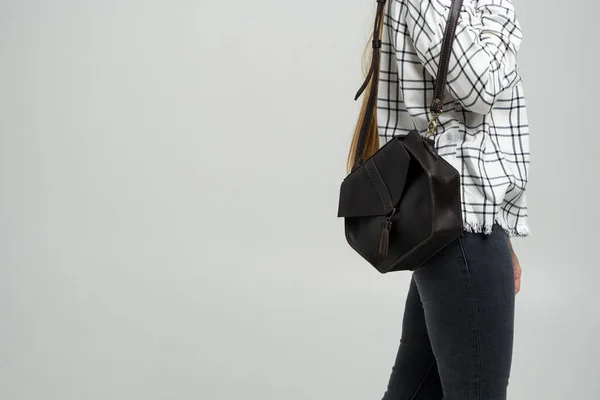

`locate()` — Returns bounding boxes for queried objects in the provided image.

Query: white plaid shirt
[377,0,530,236]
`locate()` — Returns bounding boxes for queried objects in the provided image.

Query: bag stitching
[370,159,394,211]
[437,3,454,99]
[365,159,390,214]
[434,0,463,109]
[442,2,461,91]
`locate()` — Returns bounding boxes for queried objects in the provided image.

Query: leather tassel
[378,219,392,256]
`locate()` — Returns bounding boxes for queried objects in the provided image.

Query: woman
[347,0,529,398]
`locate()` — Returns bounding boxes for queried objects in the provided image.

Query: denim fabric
[382,225,515,400]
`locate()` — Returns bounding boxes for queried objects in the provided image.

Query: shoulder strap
[353,0,464,169]
[430,0,464,114]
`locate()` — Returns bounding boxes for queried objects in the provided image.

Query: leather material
[339,131,462,273]
[431,0,464,114]
[338,138,409,218]
[337,0,464,273]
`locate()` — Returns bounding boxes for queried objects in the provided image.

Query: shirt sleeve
[404,0,523,114]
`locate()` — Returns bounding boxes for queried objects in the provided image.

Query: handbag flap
[337,137,411,218]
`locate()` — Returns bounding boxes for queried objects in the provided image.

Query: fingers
[511,250,522,295]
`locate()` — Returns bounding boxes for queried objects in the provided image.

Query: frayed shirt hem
[463,218,531,238]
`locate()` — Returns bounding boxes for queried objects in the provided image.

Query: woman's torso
[377,0,530,237]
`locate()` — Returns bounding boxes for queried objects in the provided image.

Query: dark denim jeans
[382,225,515,400]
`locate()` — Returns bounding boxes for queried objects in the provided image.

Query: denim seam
[458,237,482,400]
[409,358,436,400]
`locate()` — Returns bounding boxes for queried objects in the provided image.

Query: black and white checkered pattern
[377,0,530,236]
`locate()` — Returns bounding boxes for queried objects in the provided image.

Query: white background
[1,0,598,399]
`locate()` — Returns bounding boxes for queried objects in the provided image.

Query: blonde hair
[346,18,385,174]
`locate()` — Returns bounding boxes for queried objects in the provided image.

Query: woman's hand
[509,240,522,294]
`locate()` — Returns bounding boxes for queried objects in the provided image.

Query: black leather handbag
[337,0,464,273]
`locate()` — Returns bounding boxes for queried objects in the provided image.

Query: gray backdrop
[1,0,597,399]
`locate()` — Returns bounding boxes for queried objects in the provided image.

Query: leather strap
[353,0,464,169]
[430,0,464,114]
[353,0,387,169]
